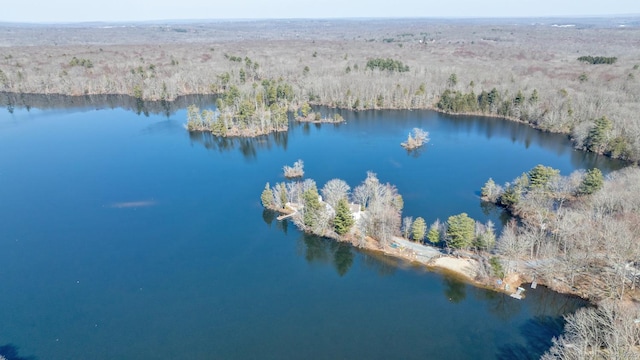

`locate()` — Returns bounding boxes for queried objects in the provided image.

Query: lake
[0,95,624,359]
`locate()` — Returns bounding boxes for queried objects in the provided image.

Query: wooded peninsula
[2,18,639,358]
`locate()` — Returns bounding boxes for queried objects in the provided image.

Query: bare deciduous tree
[401,128,429,150]
[321,179,350,209]
[283,159,304,178]
[401,216,413,239]
[543,300,640,360]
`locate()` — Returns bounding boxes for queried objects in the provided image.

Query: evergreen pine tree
[261,183,274,208]
[481,178,500,202]
[411,217,427,243]
[577,168,604,195]
[427,221,441,244]
[300,102,312,117]
[528,164,560,190]
[333,198,355,235]
[529,89,539,104]
[474,221,496,251]
[514,90,524,105]
[446,213,475,249]
[279,185,288,209]
[303,185,321,229]
[587,116,612,153]
[499,173,529,208]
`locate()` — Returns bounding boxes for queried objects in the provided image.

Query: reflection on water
[262,209,277,226]
[8,92,625,172]
[0,94,612,360]
[444,276,467,303]
[303,107,628,173]
[296,234,355,277]
[440,113,629,172]
[267,209,397,278]
[0,343,35,360]
[188,130,288,159]
[513,286,587,358]
[360,251,399,277]
[263,209,290,234]
[0,92,216,117]
[494,287,588,360]
[497,315,566,360]
[479,201,513,227]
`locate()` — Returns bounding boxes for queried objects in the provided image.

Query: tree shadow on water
[262,208,277,227]
[496,315,565,360]
[333,243,355,277]
[188,131,288,160]
[404,146,426,158]
[296,234,355,277]
[360,252,399,277]
[443,276,467,303]
[0,344,37,360]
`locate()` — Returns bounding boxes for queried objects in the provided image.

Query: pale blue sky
[3,0,640,23]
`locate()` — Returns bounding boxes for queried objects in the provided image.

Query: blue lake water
[0,95,623,359]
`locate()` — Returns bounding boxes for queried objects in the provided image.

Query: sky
[2,0,640,23]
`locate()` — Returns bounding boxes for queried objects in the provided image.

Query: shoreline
[263,204,609,303]
[2,90,632,164]
[351,233,591,301]
[371,238,528,298]
[265,204,536,300]
[4,90,634,302]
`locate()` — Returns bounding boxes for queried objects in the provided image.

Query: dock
[276,212,296,221]
[276,203,300,221]
[510,287,525,300]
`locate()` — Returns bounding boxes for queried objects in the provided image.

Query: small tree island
[185,78,294,137]
[401,128,429,150]
[283,159,305,179]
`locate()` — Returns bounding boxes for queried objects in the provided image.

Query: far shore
[3,90,632,165]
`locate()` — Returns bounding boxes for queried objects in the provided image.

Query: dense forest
[1,20,639,161]
[483,165,640,358]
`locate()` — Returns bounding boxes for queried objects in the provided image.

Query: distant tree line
[436,86,635,161]
[436,87,535,117]
[1,24,638,163]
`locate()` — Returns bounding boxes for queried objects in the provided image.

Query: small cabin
[349,203,362,220]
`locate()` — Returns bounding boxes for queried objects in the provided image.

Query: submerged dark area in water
[0,95,622,359]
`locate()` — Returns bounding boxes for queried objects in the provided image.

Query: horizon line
[1,14,640,26]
